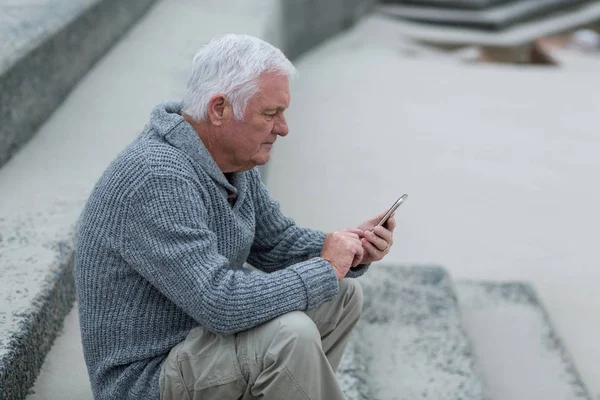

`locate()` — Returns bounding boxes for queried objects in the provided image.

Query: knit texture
[74,102,368,399]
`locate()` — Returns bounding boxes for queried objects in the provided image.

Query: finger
[364,230,390,252]
[375,209,389,220]
[351,244,365,268]
[338,232,364,249]
[338,231,361,240]
[385,214,397,231]
[340,228,365,238]
[351,235,365,248]
[361,238,384,261]
[366,210,388,228]
[372,225,393,243]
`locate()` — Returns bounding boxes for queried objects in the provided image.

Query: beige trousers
[159,278,363,400]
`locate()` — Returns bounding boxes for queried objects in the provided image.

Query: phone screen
[376,194,408,227]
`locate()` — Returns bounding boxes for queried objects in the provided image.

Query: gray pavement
[26,304,91,400]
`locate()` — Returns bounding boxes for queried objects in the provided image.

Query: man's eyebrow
[263,106,287,112]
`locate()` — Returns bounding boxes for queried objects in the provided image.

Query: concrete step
[346,265,490,400]
[455,281,593,400]
[0,0,157,169]
[342,270,594,400]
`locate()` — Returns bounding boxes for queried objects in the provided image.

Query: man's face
[223,72,290,171]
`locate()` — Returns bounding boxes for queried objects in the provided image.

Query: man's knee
[276,311,321,346]
[339,278,363,312]
[248,311,321,366]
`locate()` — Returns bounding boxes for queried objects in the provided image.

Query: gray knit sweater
[74,102,368,399]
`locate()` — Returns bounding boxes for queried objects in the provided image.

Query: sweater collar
[149,102,242,197]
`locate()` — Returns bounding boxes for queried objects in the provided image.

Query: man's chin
[252,151,271,166]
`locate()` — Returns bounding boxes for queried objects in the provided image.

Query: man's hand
[356,211,396,265]
[321,230,364,280]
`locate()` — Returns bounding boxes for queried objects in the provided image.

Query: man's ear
[207,94,229,126]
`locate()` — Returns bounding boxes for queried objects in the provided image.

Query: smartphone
[376,194,408,227]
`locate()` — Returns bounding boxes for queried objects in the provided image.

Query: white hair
[181,34,297,121]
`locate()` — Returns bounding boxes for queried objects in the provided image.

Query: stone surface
[0,0,96,75]
[352,266,490,399]
[25,303,92,400]
[456,281,593,400]
[0,0,158,169]
[379,0,594,31]
[0,0,374,398]
[280,0,375,74]
[338,335,370,400]
[0,210,79,400]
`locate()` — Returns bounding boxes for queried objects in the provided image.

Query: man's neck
[182,114,237,173]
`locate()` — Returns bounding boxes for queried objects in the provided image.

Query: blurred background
[269,2,600,398]
[1,0,599,399]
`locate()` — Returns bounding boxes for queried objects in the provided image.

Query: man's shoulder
[85,131,200,207]
[113,130,199,181]
[132,130,197,175]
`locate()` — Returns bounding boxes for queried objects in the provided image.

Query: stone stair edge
[0,0,159,169]
[0,243,76,400]
[454,279,594,399]
[355,264,492,399]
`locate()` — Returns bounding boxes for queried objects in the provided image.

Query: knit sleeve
[246,169,370,278]
[245,170,331,272]
[121,173,339,335]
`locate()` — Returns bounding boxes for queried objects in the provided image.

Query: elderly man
[75,34,395,400]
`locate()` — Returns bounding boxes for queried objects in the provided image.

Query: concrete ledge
[0,246,75,400]
[456,281,593,400]
[337,336,370,400]
[280,0,374,60]
[0,0,158,169]
[347,265,490,399]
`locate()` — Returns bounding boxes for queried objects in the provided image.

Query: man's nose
[273,114,289,137]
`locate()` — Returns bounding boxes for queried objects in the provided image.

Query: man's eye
[265,113,277,118]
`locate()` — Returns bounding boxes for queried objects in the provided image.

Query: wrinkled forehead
[254,72,290,109]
